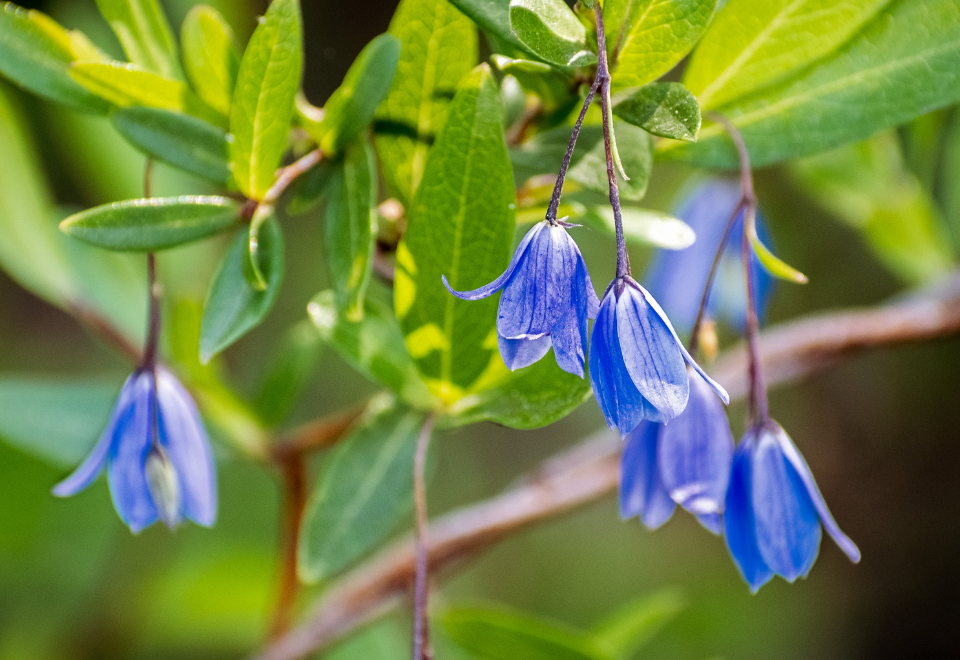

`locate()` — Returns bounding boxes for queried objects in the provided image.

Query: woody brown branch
[255,272,960,660]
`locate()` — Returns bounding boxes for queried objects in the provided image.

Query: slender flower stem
[705,112,768,423]
[593,7,630,280]
[412,415,436,660]
[270,453,308,640]
[142,159,161,371]
[545,80,600,224]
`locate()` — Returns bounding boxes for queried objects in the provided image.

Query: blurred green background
[1,1,959,659]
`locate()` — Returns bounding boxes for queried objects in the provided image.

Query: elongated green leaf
[449,0,532,54]
[308,291,435,409]
[395,65,514,401]
[374,0,477,204]
[69,61,224,125]
[181,5,240,116]
[314,34,400,156]
[229,0,302,200]
[569,120,652,201]
[662,0,960,168]
[609,0,715,90]
[94,0,183,79]
[684,0,891,109]
[508,0,597,68]
[792,131,954,283]
[111,107,231,184]
[60,196,240,251]
[326,140,377,321]
[0,4,110,113]
[582,206,695,249]
[298,399,427,583]
[591,590,685,660]
[441,607,611,660]
[613,82,700,141]
[254,319,324,427]
[200,220,285,362]
[0,379,117,468]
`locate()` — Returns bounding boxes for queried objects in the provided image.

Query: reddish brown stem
[270,454,308,640]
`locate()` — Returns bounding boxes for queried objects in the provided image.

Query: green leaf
[200,219,285,362]
[661,0,960,168]
[313,34,401,156]
[326,139,377,321]
[254,319,325,427]
[298,398,427,583]
[229,0,303,200]
[591,590,685,660]
[581,206,695,250]
[449,0,534,55]
[0,4,110,113]
[684,0,891,110]
[59,196,240,252]
[93,0,183,79]
[613,82,700,141]
[181,5,240,116]
[749,228,808,284]
[441,606,612,660]
[308,291,435,410]
[69,61,224,125]
[792,131,954,284]
[0,379,117,468]
[609,0,715,90]
[569,120,651,201]
[111,107,231,184]
[374,0,477,204]
[492,54,573,112]
[508,0,597,68]
[394,65,514,402]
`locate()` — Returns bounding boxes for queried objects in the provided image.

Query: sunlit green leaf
[662,0,960,168]
[374,0,477,204]
[613,82,700,142]
[609,0,715,90]
[684,0,891,110]
[581,206,695,250]
[93,0,183,80]
[449,0,533,55]
[0,4,110,113]
[181,5,240,116]
[254,319,324,427]
[59,196,239,251]
[111,107,231,184]
[229,0,302,200]
[508,0,596,68]
[313,34,400,156]
[569,120,651,201]
[200,219,285,362]
[298,398,427,583]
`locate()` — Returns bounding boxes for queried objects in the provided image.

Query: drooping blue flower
[589,276,729,435]
[620,367,734,533]
[53,367,217,533]
[646,179,773,333]
[442,220,600,377]
[724,422,861,592]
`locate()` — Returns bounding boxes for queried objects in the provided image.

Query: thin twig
[270,454,308,640]
[412,415,436,660]
[254,272,960,660]
[271,406,367,461]
[263,149,324,207]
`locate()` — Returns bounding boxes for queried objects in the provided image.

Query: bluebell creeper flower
[442,220,600,377]
[620,367,734,533]
[589,276,729,435]
[724,422,861,592]
[53,367,217,533]
[646,179,773,333]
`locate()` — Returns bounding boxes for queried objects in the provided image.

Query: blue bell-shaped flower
[620,367,734,533]
[443,220,600,377]
[724,422,860,592]
[589,276,728,435]
[53,367,217,533]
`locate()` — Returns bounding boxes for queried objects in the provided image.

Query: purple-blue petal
[498,334,553,371]
[750,427,822,582]
[442,222,546,300]
[52,372,143,497]
[620,420,675,530]
[773,425,862,564]
[658,368,734,533]
[724,436,773,592]
[615,282,689,421]
[156,368,217,527]
[107,372,158,533]
[549,253,592,377]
